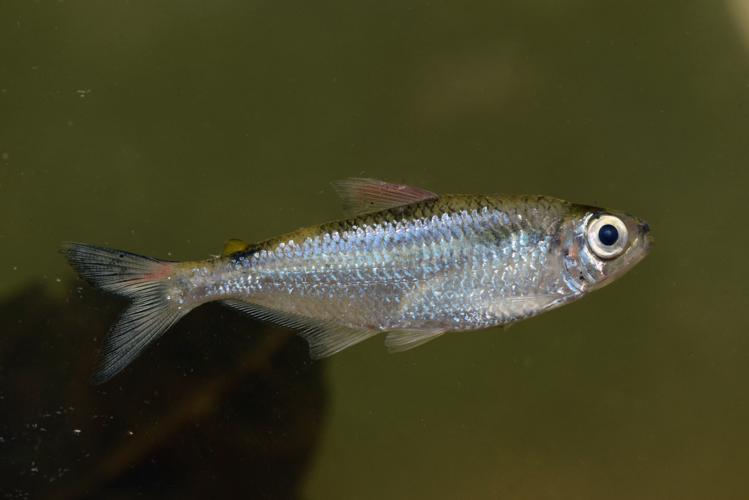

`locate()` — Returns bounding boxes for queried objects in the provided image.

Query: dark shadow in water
[0,283,327,500]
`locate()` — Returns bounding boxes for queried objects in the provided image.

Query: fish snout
[638,221,654,249]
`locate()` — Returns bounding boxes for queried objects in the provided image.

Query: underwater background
[2,1,749,499]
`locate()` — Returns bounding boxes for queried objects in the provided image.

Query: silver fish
[62,178,652,383]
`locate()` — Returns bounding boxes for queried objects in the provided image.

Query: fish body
[184,196,578,334]
[62,179,651,383]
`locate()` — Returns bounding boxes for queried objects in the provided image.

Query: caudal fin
[61,242,189,384]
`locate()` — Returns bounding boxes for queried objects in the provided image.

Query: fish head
[561,208,652,293]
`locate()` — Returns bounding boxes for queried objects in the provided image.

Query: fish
[61,178,652,383]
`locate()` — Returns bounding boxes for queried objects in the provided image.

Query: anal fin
[222,299,381,359]
[385,328,447,353]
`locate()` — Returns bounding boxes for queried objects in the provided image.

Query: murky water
[2,1,749,499]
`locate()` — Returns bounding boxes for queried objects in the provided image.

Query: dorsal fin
[332,178,439,216]
[222,238,251,256]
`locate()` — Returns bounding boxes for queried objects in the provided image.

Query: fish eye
[587,215,629,259]
[598,224,618,246]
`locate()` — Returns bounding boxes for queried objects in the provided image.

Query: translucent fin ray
[93,298,185,384]
[385,328,447,353]
[61,242,173,297]
[332,178,439,216]
[61,242,190,384]
[223,299,381,358]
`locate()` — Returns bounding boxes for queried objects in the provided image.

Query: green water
[2,1,749,498]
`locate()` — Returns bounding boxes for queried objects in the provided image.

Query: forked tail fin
[61,242,190,384]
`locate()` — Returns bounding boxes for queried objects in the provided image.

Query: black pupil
[598,224,619,246]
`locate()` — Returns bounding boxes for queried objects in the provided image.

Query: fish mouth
[616,225,653,272]
[640,222,654,252]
